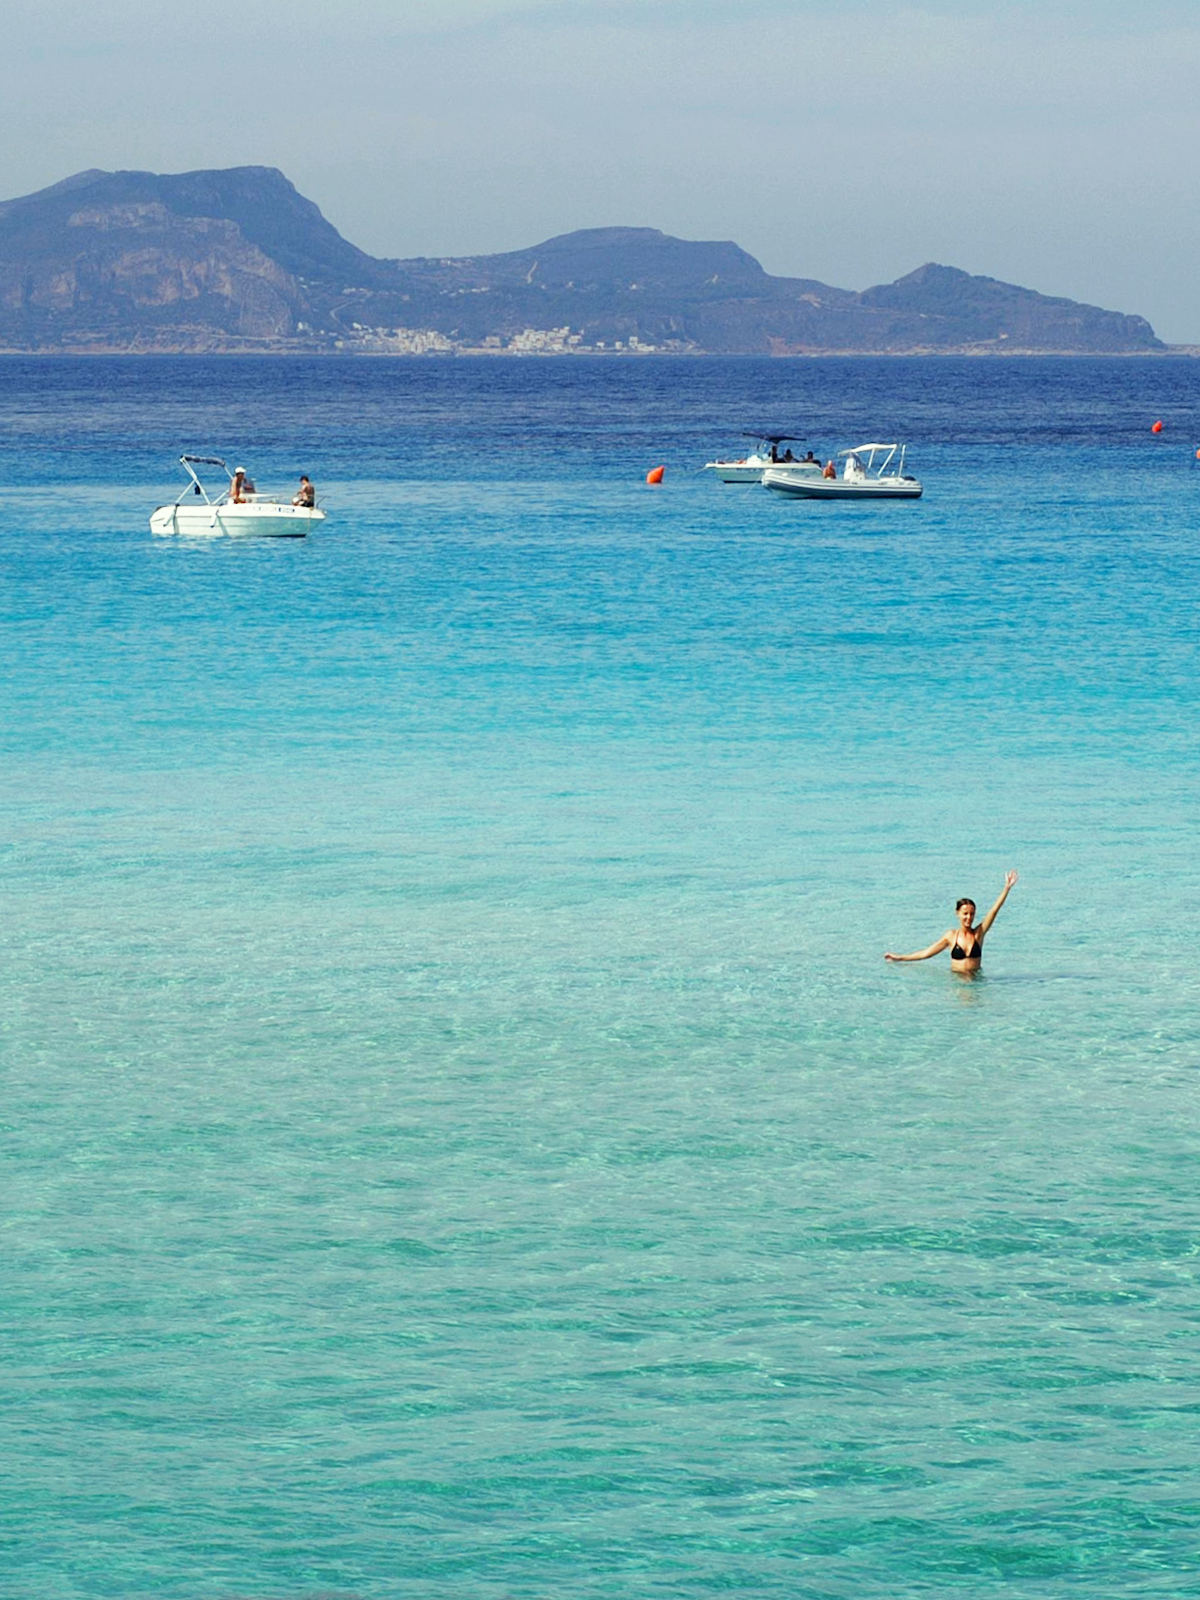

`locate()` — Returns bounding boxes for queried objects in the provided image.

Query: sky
[5,0,1200,342]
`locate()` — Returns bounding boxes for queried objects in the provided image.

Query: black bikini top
[951,936,981,961]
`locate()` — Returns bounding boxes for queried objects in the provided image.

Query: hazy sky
[5,0,1200,340]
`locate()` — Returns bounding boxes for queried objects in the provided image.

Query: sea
[3,354,1200,1599]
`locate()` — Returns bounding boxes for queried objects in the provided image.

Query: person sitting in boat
[803,450,818,465]
[231,466,256,503]
[783,448,795,462]
[292,475,315,508]
[822,460,837,480]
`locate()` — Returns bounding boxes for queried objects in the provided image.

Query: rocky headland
[0,166,1166,356]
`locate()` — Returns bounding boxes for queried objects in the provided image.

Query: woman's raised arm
[978,869,1019,936]
[885,933,952,963]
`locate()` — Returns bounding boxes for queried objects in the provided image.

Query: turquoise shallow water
[3,356,1200,1596]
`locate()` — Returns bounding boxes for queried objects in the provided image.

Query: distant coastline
[0,165,1169,358]
[3,343,1195,359]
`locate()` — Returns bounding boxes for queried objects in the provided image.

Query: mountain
[0,167,1164,354]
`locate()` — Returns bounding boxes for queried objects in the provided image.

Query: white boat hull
[762,468,923,500]
[150,501,326,537]
[706,457,823,485]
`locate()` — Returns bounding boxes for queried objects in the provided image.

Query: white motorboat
[704,434,822,484]
[763,443,922,499]
[149,455,326,537]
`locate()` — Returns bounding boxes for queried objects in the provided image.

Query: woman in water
[885,871,1018,972]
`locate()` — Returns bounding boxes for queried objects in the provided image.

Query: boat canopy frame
[174,454,235,508]
[837,443,907,476]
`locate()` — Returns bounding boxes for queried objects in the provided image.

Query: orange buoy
[1195,448,1200,460]
[1152,420,1164,433]
[646,465,665,484]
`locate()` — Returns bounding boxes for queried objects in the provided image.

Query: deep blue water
[3,355,1200,1598]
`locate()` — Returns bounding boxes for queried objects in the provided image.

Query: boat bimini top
[173,454,236,506]
[839,444,907,472]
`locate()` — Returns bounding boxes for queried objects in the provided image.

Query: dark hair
[955,897,976,911]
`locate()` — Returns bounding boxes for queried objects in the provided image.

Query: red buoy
[646,465,665,484]
[1152,420,1164,433]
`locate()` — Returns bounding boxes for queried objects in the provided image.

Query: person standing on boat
[884,871,1018,971]
[293,475,315,507]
